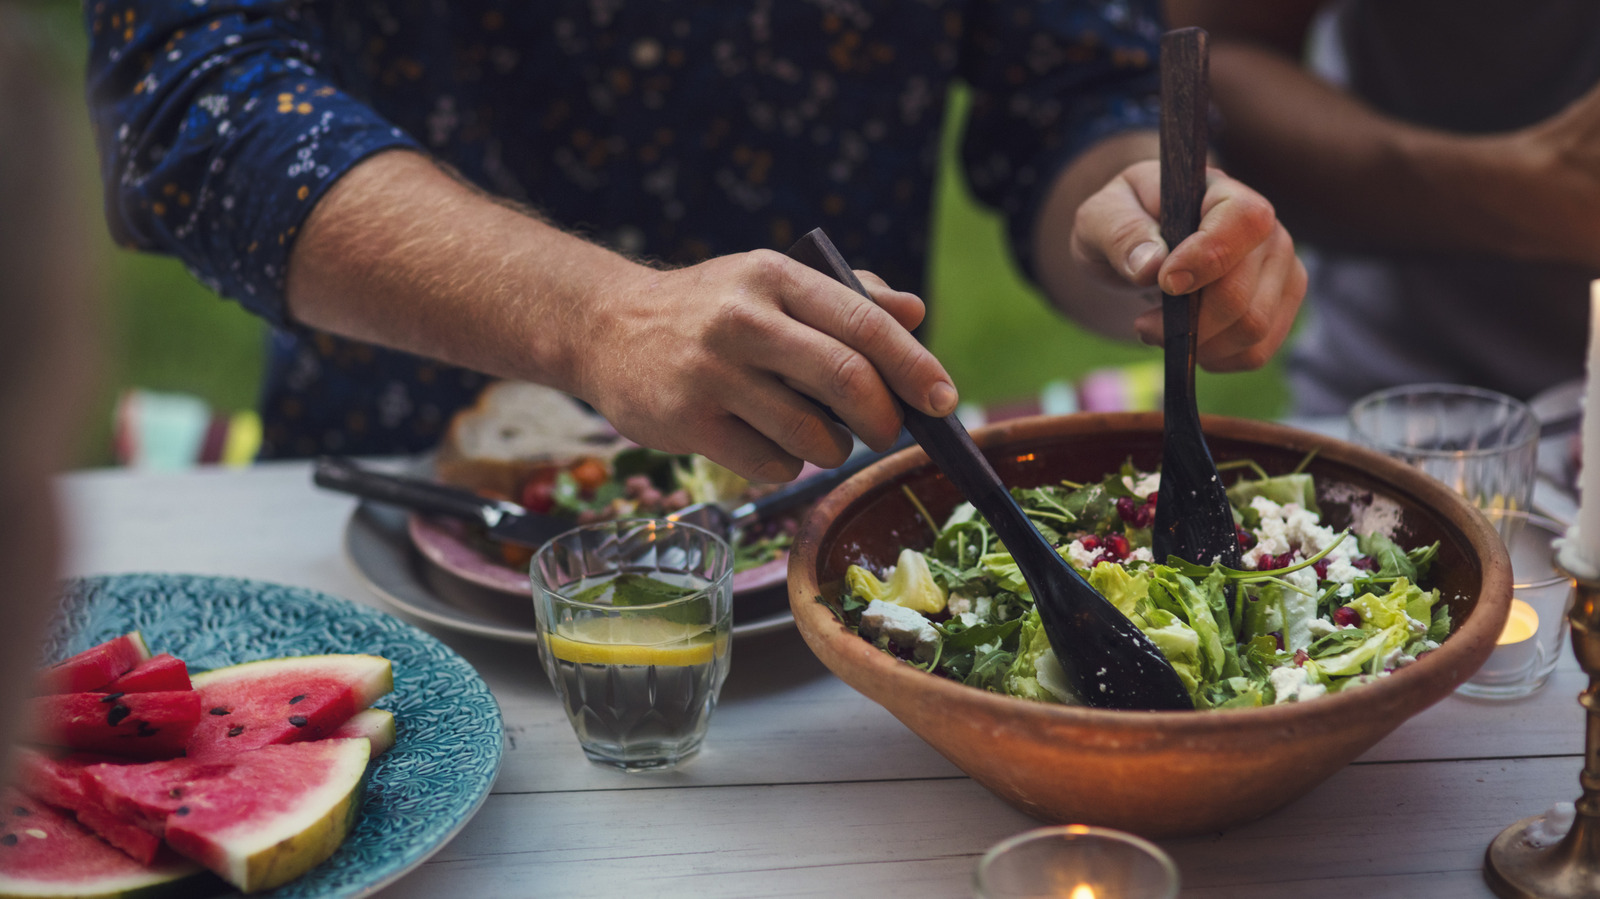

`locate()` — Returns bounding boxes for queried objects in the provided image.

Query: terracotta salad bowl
[786,412,1513,838]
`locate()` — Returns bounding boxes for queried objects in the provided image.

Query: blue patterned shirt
[86,0,1162,458]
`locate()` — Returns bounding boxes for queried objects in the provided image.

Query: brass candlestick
[1484,565,1600,897]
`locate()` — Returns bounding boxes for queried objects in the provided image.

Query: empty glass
[1347,384,1539,517]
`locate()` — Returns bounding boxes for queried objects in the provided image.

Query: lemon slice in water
[546,617,720,667]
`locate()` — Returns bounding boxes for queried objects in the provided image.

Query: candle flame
[1068,885,1097,899]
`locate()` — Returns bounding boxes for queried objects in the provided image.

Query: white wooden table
[58,459,1588,898]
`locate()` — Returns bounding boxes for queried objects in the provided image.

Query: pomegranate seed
[1132,503,1156,529]
[1293,649,1310,667]
[1106,533,1130,559]
[1146,491,1159,505]
[1235,525,1255,551]
[1333,606,1361,628]
[1313,560,1329,580]
[1271,631,1284,651]
[1352,556,1378,572]
[1079,534,1100,551]
[1115,496,1139,523]
[1092,551,1118,567]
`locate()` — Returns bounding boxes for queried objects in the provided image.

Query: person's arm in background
[1167,0,1600,270]
[87,1,955,484]
[960,0,1305,374]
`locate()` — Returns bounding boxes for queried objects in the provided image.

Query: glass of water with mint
[530,519,733,771]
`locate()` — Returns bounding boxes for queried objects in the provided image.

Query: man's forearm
[1201,40,1526,257]
[285,150,642,399]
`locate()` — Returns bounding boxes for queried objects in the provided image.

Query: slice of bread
[432,381,623,496]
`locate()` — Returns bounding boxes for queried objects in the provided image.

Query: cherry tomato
[567,457,609,496]
[518,467,559,514]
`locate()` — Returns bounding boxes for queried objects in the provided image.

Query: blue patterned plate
[45,573,504,898]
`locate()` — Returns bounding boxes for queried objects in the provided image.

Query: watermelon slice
[0,787,200,899]
[104,654,191,694]
[11,749,164,866]
[327,708,397,758]
[35,633,153,695]
[81,739,371,893]
[187,655,392,761]
[31,691,201,761]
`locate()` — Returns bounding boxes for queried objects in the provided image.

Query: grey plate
[343,502,794,643]
[45,573,503,899]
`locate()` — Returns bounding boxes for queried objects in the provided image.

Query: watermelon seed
[135,721,159,737]
[227,725,245,737]
[288,695,307,705]
[24,829,44,839]
[208,707,231,716]
[0,835,15,847]
[11,807,28,817]
[107,705,131,726]
[288,715,309,727]
[176,806,191,816]
[168,788,183,798]
[99,692,125,704]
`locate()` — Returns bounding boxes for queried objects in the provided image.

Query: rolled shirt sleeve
[85,0,422,328]
[959,0,1163,282]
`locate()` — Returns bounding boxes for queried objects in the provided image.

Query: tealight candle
[1471,599,1539,686]
[973,825,1178,899]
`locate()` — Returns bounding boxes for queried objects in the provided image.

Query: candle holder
[1483,566,1600,897]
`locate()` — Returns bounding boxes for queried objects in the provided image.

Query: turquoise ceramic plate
[45,573,504,899]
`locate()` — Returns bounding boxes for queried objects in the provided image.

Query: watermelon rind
[187,655,392,760]
[326,708,396,758]
[0,789,200,899]
[85,739,373,894]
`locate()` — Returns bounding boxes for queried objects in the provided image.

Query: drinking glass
[973,825,1179,899]
[530,519,733,771]
[1457,510,1574,700]
[1347,384,1539,516]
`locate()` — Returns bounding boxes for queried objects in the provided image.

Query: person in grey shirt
[1170,0,1600,415]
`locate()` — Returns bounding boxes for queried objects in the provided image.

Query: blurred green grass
[34,0,1285,468]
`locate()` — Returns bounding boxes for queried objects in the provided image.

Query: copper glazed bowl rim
[787,412,1514,736]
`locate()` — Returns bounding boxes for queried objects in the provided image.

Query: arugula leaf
[938,617,1023,652]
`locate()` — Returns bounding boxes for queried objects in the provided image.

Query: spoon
[1149,27,1243,582]
[788,229,1192,711]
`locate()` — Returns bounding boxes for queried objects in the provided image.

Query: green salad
[833,459,1448,710]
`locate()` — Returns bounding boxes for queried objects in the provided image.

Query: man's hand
[1066,159,1306,371]
[288,151,956,484]
[574,253,955,482]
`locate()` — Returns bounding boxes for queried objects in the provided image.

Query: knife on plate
[313,456,574,548]
[314,433,913,549]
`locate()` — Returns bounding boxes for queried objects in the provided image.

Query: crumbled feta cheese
[1269,665,1328,704]
[1126,472,1161,497]
[946,594,972,617]
[957,611,980,628]
[1306,617,1338,639]
[1126,546,1153,564]
[972,595,993,622]
[1381,646,1418,671]
[1065,539,1099,570]
[858,599,939,662]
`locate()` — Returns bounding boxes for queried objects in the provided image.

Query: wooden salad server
[1150,27,1244,582]
[787,228,1192,711]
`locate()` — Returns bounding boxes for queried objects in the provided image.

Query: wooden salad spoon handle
[788,228,1192,711]
[1150,27,1244,584]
